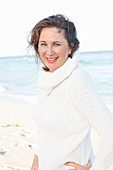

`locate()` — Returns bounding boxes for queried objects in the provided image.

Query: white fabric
[33,51,113,170]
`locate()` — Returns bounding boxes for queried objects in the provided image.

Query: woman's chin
[45,64,57,72]
[49,68,56,72]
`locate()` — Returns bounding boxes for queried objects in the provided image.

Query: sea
[0,51,113,103]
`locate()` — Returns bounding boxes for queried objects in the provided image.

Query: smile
[46,57,58,63]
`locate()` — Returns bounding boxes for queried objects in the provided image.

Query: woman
[29,14,113,170]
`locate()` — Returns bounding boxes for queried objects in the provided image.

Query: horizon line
[0,49,113,58]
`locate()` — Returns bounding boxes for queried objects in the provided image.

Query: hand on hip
[64,160,91,170]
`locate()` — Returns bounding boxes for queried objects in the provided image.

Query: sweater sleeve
[70,67,113,170]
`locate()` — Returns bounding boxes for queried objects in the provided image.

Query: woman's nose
[46,46,54,55]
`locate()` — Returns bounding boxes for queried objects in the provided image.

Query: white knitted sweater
[34,51,113,170]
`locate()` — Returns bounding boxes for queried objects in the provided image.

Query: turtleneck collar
[37,51,80,95]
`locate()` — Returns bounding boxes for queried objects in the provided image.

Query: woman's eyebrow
[54,41,61,43]
[39,41,62,43]
[39,41,46,43]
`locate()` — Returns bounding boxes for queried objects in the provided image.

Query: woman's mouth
[46,57,58,63]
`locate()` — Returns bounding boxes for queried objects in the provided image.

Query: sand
[0,99,38,170]
[0,99,113,170]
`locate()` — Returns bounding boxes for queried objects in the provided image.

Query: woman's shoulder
[69,64,98,97]
[70,64,93,84]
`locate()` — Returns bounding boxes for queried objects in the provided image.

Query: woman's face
[38,27,71,72]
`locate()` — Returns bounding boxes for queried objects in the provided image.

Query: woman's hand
[64,160,91,170]
[31,154,39,170]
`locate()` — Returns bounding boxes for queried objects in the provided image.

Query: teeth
[48,58,57,61]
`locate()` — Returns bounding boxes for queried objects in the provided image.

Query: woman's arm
[70,68,113,170]
[65,160,91,169]
[31,154,39,170]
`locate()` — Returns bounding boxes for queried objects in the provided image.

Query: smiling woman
[38,27,72,72]
[28,14,79,71]
[28,14,113,170]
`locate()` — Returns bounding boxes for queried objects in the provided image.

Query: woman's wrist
[34,154,38,160]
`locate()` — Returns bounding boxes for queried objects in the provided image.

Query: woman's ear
[68,42,74,54]
[70,42,74,49]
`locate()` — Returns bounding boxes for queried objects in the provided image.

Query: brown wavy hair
[28,14,80,68]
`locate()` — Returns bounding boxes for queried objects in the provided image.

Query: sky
[0,0,113,57]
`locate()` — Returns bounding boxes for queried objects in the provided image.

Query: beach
[0,99,38,170]
[0,98,113,170]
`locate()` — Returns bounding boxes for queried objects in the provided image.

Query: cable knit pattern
[34,51,113,170]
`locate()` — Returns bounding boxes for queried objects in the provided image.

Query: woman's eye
[41,43,47,46]
[54,43,60,46]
